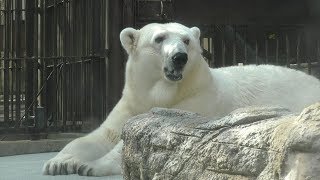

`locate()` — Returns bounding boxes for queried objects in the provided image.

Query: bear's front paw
[42,153,83,175]
[77,159,121,176]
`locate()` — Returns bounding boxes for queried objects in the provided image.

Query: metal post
[3,0,10,126]
[265,39,268,64]
[40,0,47,130]
[296,34,301,68]
[14,0,22,124]
[25,0,35,122]
[285,34,290,67]
[255,40,258,64]
[244,32,247,65]
[276,38,279,65]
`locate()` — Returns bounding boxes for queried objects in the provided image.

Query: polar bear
[42,22,320,176]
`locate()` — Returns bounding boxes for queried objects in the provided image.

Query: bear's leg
[77,140,123,176]
[42,98,133,176]
[42,128,114,175]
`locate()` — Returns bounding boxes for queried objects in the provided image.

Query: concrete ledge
[0,139,72,157]
[0,133,85,157]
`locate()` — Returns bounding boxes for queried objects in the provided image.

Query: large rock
[122,103,320,180]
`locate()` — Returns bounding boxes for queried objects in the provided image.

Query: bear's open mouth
[164,67,183,81]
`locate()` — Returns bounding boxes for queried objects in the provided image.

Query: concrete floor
[0,152,123,180]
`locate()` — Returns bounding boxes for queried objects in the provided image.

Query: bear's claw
[78,164,93,176]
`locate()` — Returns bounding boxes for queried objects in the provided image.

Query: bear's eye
[155,36,165,44]
[183,38,190,45]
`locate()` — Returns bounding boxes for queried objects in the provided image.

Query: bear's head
[120,23,202,82]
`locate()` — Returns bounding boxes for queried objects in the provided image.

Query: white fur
[43,23,320,176]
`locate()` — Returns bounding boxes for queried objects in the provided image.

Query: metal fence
[0,0,108,137]
[199,25,320,78]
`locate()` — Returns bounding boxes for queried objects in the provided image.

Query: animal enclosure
[0,0,319,138]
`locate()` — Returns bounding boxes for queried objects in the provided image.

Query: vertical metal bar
[33,0,39,113]
[296,33,301,68]
[285,34,290,67]
[222,39,225,67]
[15,0,22,124]
[307,53,311,75]
[255,40,258,64]
[80,0,85,125]
[94,0,102,122]
[211,37,215,67]
[10,62,13,124]
[40,0,47,131]
[232,42,236,65]
[32,0,40,111]
[100,0,107,122]
[232,26,236,65]
[70,0,76,127]
[25,0,35,122]
[317,40,320,63]
[53,0,57,129]
[244,32,247,65]
[4,0,10,126]
[276,37,279,65]
[62,0,67,130]
[265,39,268,64]
[40,0,45,106]
[207,38,210,64]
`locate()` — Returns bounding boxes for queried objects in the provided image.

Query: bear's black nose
[172,52,188,68]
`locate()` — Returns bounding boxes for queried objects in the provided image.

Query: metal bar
[25,0,36,122]
[3,0,11,126]
[0,55,103,61]
[92,0,101,121]
[255,40,258,64]
[285,34,290,67]
[80,0,85,125]
[222,39,225,67]
[10,62,13,125]
[69,0,74,129]
[244,32,247,65]
[317,40,320,63]
[265,39,268,64]
[53,0,58,129]
[62,0,68,130]
[211,37,215,67]
[296,33,301,68]
[207,38,210,64]
[40,0,47,109]
[74,0,80,127]
[232,26,236,65]
[33,0,39,114]
[276,38,279,65]
[14,0,22,124]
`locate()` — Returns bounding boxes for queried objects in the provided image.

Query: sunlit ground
[0,152,123,180]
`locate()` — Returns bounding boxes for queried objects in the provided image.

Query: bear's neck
[123,56,212,114]
[174,57,212,101]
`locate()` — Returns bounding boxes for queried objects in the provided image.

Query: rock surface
[122,103,320,180]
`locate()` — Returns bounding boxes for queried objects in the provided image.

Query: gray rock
[122,103,320,180]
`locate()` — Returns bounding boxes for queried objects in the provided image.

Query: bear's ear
[190,27,201,40]
[120,28,139,54]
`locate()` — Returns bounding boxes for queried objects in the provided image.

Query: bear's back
[209,65,320,112]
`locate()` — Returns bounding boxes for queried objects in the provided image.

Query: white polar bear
[42,22,320,176]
